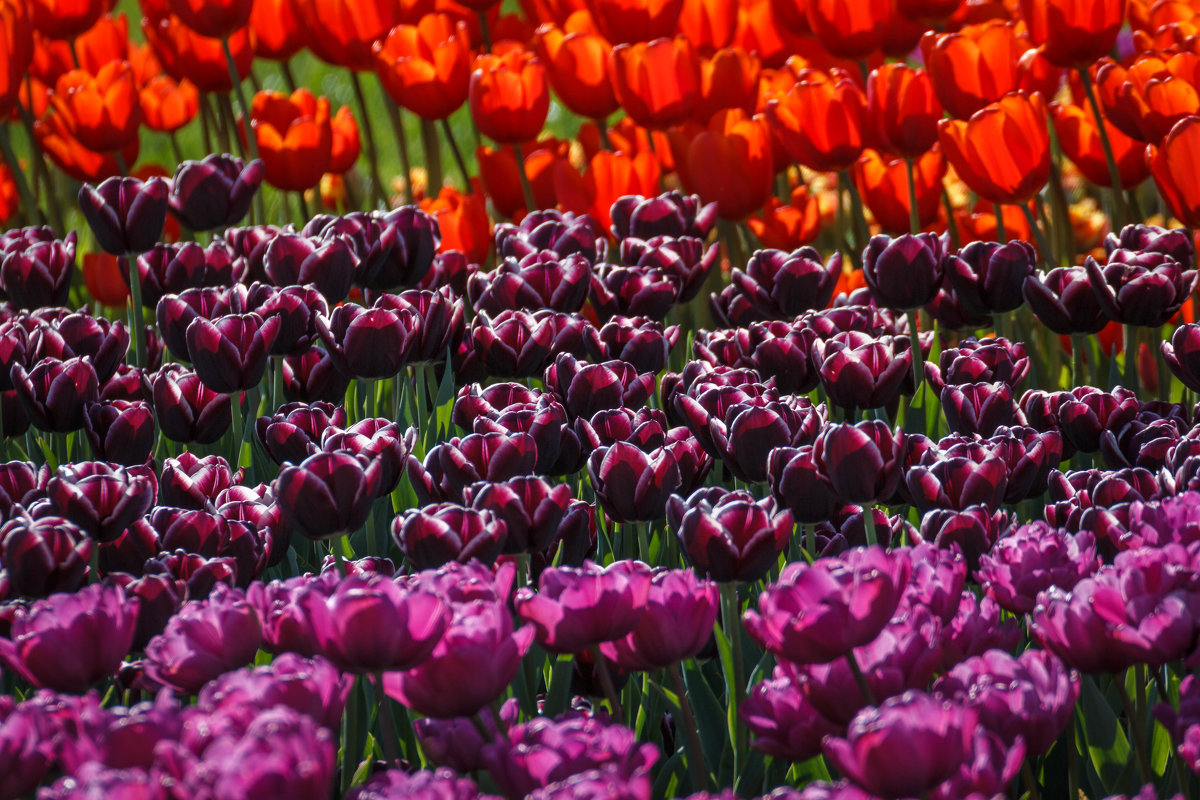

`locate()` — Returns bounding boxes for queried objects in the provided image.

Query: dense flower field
[5,0,1200,798]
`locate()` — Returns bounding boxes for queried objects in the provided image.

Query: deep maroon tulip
[142,584,262,693]
[44,461,156,543]
[83,399,155,466]
[709,398,823,484]
[814,331,911,412]
[0,460,42,518]
[545,353,656,421]
[132,241,239,308]
[585,316,679,375]
[1100,414,1185,471]
[256,401,345,466]
[335,207,439,291]
[0,697,56,799]
[1022,266,1109,335]
[159,452,239,510]
[415,713,503,775]
[766,445,840,525]
[0,234,76,309]
[723,247,842,321]
[907,453,1009,513]
[263,232,355,303]
[1106,223,1195,268]
[78,176,170,256]
[374,289,464,366]
[155,287,235,363]
[1163,323,1200,393]
[624,235,716,303]
[452,382,542,425]
[470,393,580,476]
[947,240,1036,314]
[32,312,130,385]
[588,442,684,524]
[1087,250,1198,327]
[384,598,535,718]
[249,283,328,356]
[153,365,233,444]
[197,652,351,733]
[940,381,1019,436]
[168,155,264,232]
[813,421,905,504]
[100,364,152,404]
[221,224,280,283]
[316,303,417,380]
[0,581,136,692]
[11,356,99,433]
[741,667,842,763]
[862,233,944,310]
[514,559,652,654]
[917,506,1012,571]
[185,313,279,394]
[926,337,1029,391]
[418,250,470,295]
[410,432,539,504]
[743,546,911,665]
[496,209,604,263]
[465,476,573,555]
[320,418,414,496]
[590,265,683,321]
[611,191,717,241]
[812,506,915,555]
[468,310,560,379]
[1057,385,1140,453]
[392,503,507,569]
[667,487,793,582]
[823,691,978,799]
[142,549,238,600]
[0,319,27,393]
[576,407,672,452]
[469,252,592,314]
[598,568,719,671]
[146,506,265,587]
[301,572,447,673]
[281,347,351,404]
[275,451,381,541]
[0,510,92,598]
[113,572,182,650]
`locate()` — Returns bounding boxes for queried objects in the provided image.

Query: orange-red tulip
[938,92,1051,206]
[922,21,1031,120]
[555,149,661,230]
[0,0,31,117]
[679,0,737,52]
[954,201,1035,246]
[804,0,890,59]
[469,49,550,144]
[768,0,809,35]
[0,162,15,224]
[398,0,438,24]
[420,182,492,264]
[478,141,566,218]
[585,0,682,44]
[747,185,821,249]
[534,24,619,121]
[35,109,139,182]
[679,108,773,220]
[766,67,865,173]
[578,118,676,171]
[1050,102,1150,188]
[251,0,306,61]
[881,7,927,59]
[896,0,963,24]
[141,13,253,92]
[695,46,761,122]
[1148,115,1200,228]
[300,0,400,71]
[168,0,252,39]
[252,89,333,192]
[1018,0,1128,69]
[866,62,942,159]
[518,0,587,26]
[29,0,109,40]
[610,36,701,130]
[328,106,361,173]
[83,252,130,307]
[50,62,141,153]
[735,0,815,69]
[31,13,128,87]
[139,75,199,133]
[854,146,946,234]
[374,14,472,122]
[1096,53,1200,144]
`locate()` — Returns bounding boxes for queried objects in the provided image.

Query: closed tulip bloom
[384,599,535,718]
[766,444,841,525]
[938,93,1051,206]
[927,338,1030,390]
[466,476,573,555]
[599,568,718,670]
[410,432,539,504]
[906,452,1010,513]
[153,365,233,444]
[588,441,685,524]
[0,234,76,309]
[78,176,170,257]
[184,313,279,395]
[142,584,262,694]
[667,487,793,582]
[732,247,840,319]
[168,0,252,38]
[610,37,701,130]
[948,239,1037,314]
[256,401,345,466]
[545,353,656,421]
[469,49,550,144]
[977,521,1100,613]
[374,15,471,121]
[11,356,99,434]
[813,420,905,505]
[867,63,942,159]
[43,460,156,543]
[534,24,618,122]
[1162,324,1200,393]
[682,108,773,221]
[1148,116,1200,228]
[768,68,866,173]
[391,503,507,569]
[863,232,945,311]
[940,382,1019,437]
[0,581,136,693]
[0,510,92,598]
[250,0,304,61]
[1086,250,1198,327]
[51,62,141,153]
[610,190,717,242]
[168,155,265,232]
[515,559,652,653]
[315,303,418,380]
[1106,224,1194,268]
[275,451,382,540]
[1023,265,1110,335]
[1051,101,1150,189]
[1057,385,1139,453]
[744,546,911,665]
[321,419,412,496]
[1019,0,1127,69]
[468,252,592,314]
[585,0,681,44]
[814,331,912,412]
[922,21,1030,121]
[250,89,332,193]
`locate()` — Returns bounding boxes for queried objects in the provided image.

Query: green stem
[861,506,879,547]
[512,143,536,215]
[905,308,927,436]
[904,157,920,234]
[1021,760,1040,800]
[374,673,401,766]
[667,663,711,792]
[845,650,877,706]
[341,675,362,794]
[1078,67,1128,227]
[350,71,388,209]
[223,39,258,163]
[421,117,443,196]
[1155,327,1170,401]
[1020,203,1054,268]
[719,582,747,767]
[1123,324,1138,393]
[993,203,1006,242]
[0,124,41,226]
[1072,333,1088,388]
[279,59,298,93]
[441,118,472,191]
[125,253,147,368]
[1114,672,1154,786]
[589,645,625,725]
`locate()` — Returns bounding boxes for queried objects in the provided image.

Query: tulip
[139,74,201,134]
[348,768,487,800]
[867,63,942,159]
[813,421,906,505]
[256,401,344,466]
[251,89,333,192]
[514,559,652,654]
[1086,250,1198,328]
[465,476,573,555]
[391,503,507,569]
[43,460,156,544]
[906,452,1009,514]
[1023,266,1110,335]
[51,63,141,153]
[301,572,448,672]
[730,247,840,319]
[250,0,304,61]
[814,331,912,413]
[862,232,946,312]
[1106,224,1195,269]
[168,0,252,38]
[153,364,233,444]
[281,347,352,404]
[0,234,76,309]
[940,382,1020,436]
[274,451,381,541]
[465,391,579,476]
[495,207,604,262]
[852,147,947,236]
[544,353,656,421]
[313,208,438,292]
[159,453,239,510]
[921,21,1033,120]
[297,0,398,71]
[468,252,592,315]
[0,581,136,693]
[197,653,351,733]
[260,234,353,304]
[586,0,681,44]
[409,432,539,504]
[0,510,92,598]
[167,154,265,232]
[767,68,866,173]
[185,313,279,394]
[681,108,773,221]
[469,49,550,144]
[610,191,717,242]
[1057,385,1140,453]
[667,487,792,583]
[78,176,170,257]
[610,37,701,130]
[766,445,841,526]
[585,317,679,375]
[315,303,418,380]
[374,15,472,122]
[1019,0,1127,69]
[11,356,99,434]
[927,338,1030,390]
[534,24,618,122]
[977,521,1100,613]
[947,240,1037,314]
[742,667,842,762]
[588,441,690,524]
[941,591,1023,671]
[1051,101,1150,189]
[1163,323,1200,393]
[938,93,1051,206]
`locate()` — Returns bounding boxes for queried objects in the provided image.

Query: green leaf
[682,661,730,782]
[1079,675,1134,794]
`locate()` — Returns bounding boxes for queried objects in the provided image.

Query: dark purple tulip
[263,232,355,303]
[667,487,793,582]
[249,283,329,356]
[410,432,539,504]
[0,319,27,392]
[598,568,718,671]
[146,506,265,587]
[496,208,604,262]
[590,265,682,321]
[766,445,840,525]
[468,310,565,379]
[935,648,1079,756]
[917,506,1012,571]
[320,418,414,496]
[316,302,417,380]
[281,347,351,404]
[588,441,684,524]
[585,316,678,375]
[692,326,752,369]
[256,401,345,466]
[419,249,470,295]
[43,461,156,543]
[741,667,842,762]
[545,353,656,421]
[0,580,136,692]
[142,549,238,600]
[168,154,264,231]
[337,206,440,291]
[159,452,239,510]
[0,234,75,309]
[83,399,155,466]
[100,364,152,404]
[142,584,262,693]
[0,510,92,598]
[708,398,823,483]
[940,590,1022,670]
[611,190,717,241]
[197,652,351,733]
[0,697,55,798]
[576,406,672,452]
[469,252,592,314]
[1100,414,1185,471]
[907,453,1008,513]
[823,691,978,799]
[0,460,42,518]
[301,571,447,672]
[465,476,573,555]
[78,176,170,255]
[619,235,717,303]
[926,337,1029,391]
[1155,674,1200,757]
[452,381,543,424]
[30,312,129,386]
[862,232,944,310]
[813,331,911,412]
[1107,223,1195,267]
[940,381,1019,436]
[374,286,466,365]
[221,224,280,283]
[155,287,235,363]
[813,421,905,504]
[743,546,910,665]
[384,598,535,718]
[724,247,841,320]
[514,559,652,654]
[392,503,507,569]
[185,313,279,394]
[132,241,239,308]
[741,322,818,395]
[1057,385,1140,453]
[926,284,994,334]
[947,239,1036,313]
[11,356,99,433]
[1022,266,1109,335]
[347,768,486,800]
[1086,249,1198,327]
[115,572,183,649]
[1163,323,1200,393]
[275,451,381,541]
[811,506,914,554]
[469,392,580,476]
